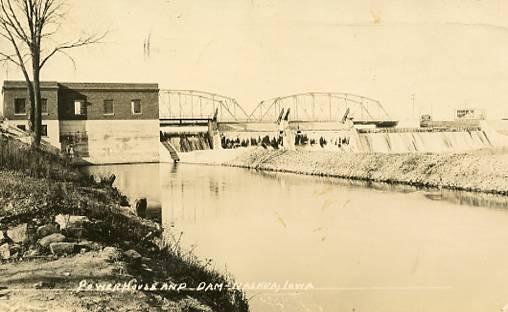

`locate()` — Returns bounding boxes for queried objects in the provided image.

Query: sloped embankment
[226,148,508,195]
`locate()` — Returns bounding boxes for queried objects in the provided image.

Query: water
[83,163,508,312]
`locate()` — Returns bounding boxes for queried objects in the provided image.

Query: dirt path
[0,252,158,312]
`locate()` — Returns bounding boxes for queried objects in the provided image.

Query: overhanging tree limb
[0,0,106,147]
[39,32,107,68]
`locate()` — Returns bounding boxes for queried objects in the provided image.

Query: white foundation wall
[60,120,160,164]
[5,119,60,148]
[45,120,60,147]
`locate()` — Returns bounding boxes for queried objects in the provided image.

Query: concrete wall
[60,120,160,164]
[5,119,60,146]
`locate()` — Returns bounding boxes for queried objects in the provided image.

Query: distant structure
[2,81,160,164]
[455,108,486,120]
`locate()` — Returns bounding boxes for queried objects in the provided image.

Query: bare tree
[0,0,105,147]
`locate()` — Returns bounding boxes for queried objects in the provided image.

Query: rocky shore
[215,148,508,195]
[0,134,248,311]
[178,148,508,195]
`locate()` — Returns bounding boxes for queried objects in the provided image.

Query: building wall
[2,81,160,164]
[2,81,59,121]
[60,120,160,164]
[58,84,158,121]
[56,83,160,164]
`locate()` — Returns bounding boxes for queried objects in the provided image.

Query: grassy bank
[222,148,508,195]
[0,133,248,311]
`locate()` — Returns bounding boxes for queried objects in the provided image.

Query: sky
[1,0,508,120]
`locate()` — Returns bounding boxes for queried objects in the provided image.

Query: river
[83,162,508,312]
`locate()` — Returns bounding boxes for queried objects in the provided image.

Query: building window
[74,100,85,115]
[131,99,142,115]
[103,99,114,115]
[14,98,26,115]
[41,125,48,137]
[16,124,26,131]
[41,98,48,115]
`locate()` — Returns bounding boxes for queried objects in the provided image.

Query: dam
[158,89,508,161]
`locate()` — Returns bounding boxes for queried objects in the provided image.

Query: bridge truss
[248,92,393,123]
[159,90,250,122]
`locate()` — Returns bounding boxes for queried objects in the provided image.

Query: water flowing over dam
[160,123,508,160]
[352,128,493,153]
[160,132,211,152]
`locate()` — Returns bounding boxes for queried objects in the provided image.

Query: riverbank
[0,134,248,311]
[178,147,508,195]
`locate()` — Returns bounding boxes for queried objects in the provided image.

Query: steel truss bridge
[159,90,250,126]
[159,90,397,127]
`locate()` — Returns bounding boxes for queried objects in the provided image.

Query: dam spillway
[160,121,508,162]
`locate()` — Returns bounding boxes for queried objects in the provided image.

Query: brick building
[2,81,160,164]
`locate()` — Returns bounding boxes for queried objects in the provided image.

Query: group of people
[220,135,283,149]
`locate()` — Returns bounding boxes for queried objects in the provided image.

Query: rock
[134,198,147,218]
[0,229,12,245]
[119,195,130,207]
[124,249,142,266]
[23,248,40,258]
[77,241,101,252]
[85,220,107,240]
[124,249,142,260]
[38,233,66,248]
[120,240,133,249]
[36,224,59,238]
[0,243,10,260]
[50,242,77,255]
[9,244,21,258]
[62,227,87,240]
[7,223,28,244]
[55,214,90,230]
[100,247,123,262]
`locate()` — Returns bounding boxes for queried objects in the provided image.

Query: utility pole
[411,94,415,120]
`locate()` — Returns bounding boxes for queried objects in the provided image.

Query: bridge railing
[159,89,250,122]
[248,92,392,123]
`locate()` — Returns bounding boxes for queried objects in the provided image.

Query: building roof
[3,80,58,90]
[2,80,159,91]
[58,82,159,91]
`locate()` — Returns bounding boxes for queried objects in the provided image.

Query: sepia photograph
[1,0,508,311]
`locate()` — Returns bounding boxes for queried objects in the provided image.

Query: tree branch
[39,31,107,68]
[0,0,29,43]
[0,20,31,82]
[0,50,19,65]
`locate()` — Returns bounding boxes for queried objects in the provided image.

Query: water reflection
[82,163,508,214]
[251,168,508,210]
